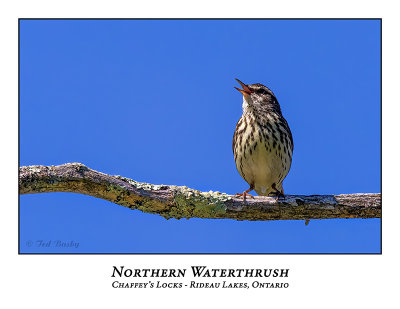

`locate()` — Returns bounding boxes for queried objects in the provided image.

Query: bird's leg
[280,187,285,199]
[235,186,255,200]
[271,184,285,201]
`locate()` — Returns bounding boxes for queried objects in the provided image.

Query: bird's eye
[257,89,266,94]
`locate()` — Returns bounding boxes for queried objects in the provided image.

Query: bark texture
[19,163,381,221]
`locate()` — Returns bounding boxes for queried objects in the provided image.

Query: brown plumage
[233,79,293,198]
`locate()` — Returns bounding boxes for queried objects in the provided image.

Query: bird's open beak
[234,78,253,96]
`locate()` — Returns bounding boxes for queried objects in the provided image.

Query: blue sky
[19,19,381,253]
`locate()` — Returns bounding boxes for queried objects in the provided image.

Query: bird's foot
[235,186,255,200]
[269,192,284,201]
[270,184,285,201]
[235,191,255,200]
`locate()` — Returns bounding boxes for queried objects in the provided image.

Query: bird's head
[234,78,281,115]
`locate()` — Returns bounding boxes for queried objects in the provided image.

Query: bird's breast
[233,113,292,195]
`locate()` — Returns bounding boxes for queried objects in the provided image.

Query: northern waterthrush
[233,79,293,199]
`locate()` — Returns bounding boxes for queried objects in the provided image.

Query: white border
[1,0,397,307]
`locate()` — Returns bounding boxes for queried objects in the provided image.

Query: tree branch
[19,163,381,221]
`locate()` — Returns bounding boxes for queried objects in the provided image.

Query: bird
[232,78,293,200]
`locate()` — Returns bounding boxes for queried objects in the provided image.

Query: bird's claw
[235,192,255,200]
[270,185,285,201]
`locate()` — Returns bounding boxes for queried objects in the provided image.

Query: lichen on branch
[19,163,381,221]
